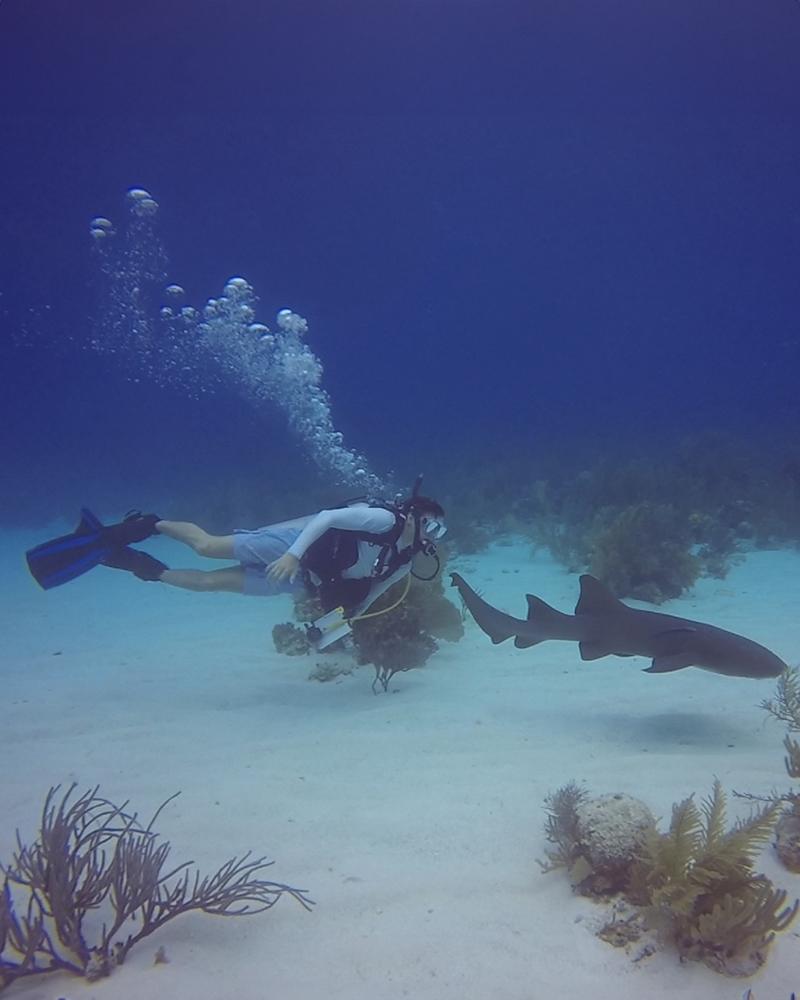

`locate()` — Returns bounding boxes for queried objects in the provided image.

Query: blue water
[2,0,798,529]
[2,5,800,996]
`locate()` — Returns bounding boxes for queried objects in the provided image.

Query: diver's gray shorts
[233,525,304,597]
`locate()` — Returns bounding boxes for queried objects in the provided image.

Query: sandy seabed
[2,527,798,1000]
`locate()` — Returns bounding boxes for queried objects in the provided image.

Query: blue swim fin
[25,508,117,590]
[27,508,163,589]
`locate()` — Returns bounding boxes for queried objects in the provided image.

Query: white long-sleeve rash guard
[287,505,403,580]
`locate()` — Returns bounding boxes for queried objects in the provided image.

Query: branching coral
[352,579,440,693]
[542,779,798,976]
[0,785,313,992]
[501,437,800,591]
[539,782,587,872]
[680,881,797,976]
[403,561,465,643]
[587,502,699,603]
[272,622,312,656]
[761,664,800,733]
[272,565,463,691]
[759,666,800,871]
[351,566,463,691]
[627,781,795,975]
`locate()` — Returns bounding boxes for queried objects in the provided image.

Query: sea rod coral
[0,784,313,992]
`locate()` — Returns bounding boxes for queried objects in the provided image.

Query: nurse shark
[450,572,787,679]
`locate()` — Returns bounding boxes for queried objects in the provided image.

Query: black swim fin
[25,509,161,590]
[101,546,168,581]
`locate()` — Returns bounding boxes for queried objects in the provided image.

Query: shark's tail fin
[451,573,581,649]
[450,572,524,644]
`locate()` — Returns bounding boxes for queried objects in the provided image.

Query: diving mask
[421,516,447,541]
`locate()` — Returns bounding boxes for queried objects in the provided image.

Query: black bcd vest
[301,504,409,612]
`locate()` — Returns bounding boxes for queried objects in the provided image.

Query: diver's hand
[267,552,300,583]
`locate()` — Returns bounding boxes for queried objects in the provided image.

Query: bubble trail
[89,188,387,494]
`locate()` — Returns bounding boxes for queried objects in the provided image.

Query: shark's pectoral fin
[579,640,613,661]
[644,653,696,674]
[644,627,702,672]
[514,636,540,649]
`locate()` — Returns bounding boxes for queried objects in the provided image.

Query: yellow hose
[346,573,411,624]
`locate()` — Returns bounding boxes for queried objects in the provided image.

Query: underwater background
[3,5,800,998]
[2,0,799,545]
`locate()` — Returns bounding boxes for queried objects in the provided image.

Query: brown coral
[542,779,798,976]
[587,502,699,603]
[760,666,800,872]
[629,781,796,976]
[352,570,463,692]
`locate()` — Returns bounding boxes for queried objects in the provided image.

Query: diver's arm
[286,506,396,560]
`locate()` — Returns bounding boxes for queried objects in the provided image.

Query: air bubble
[87,190,386,494]
[133,198,158,218]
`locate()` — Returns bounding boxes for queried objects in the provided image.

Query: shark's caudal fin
[450,573,527,645]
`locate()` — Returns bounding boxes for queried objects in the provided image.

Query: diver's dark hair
[403,495,445,518]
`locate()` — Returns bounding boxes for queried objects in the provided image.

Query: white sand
[1,529,798,999]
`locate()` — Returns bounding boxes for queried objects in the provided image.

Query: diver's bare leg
[155,520,236,559]
[160,566,245,593]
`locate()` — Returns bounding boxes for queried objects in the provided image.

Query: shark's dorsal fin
[575,575,625,616]
[525,594,562,623]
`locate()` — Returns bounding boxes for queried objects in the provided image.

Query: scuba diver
[25,478,447,649]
